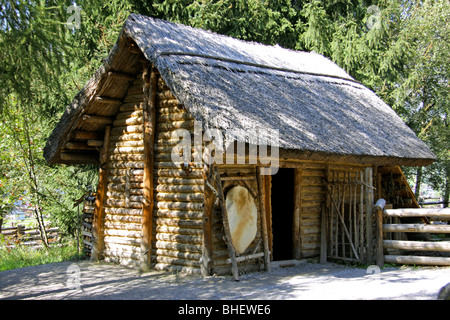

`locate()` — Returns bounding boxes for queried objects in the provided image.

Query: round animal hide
[225,185,258,254]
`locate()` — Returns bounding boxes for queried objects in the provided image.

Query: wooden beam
[201,159,214,277]
[65,141,96,150]
[73,131,102,140]
[384,208,450,218]
[94,96,122,104]
[87,140,103,147]
[140,66,158,271]
[82,114,114,125]
[383,240,450,251]
[257,167,272,273]
[383,224,450,233]
[91,125,111,262]
[60,152,98,163]
[107,71,136,81]
[384,255,450,266]
[215,166,240,281]
[374,198,386,267]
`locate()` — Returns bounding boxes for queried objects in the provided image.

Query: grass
[0,239,83,272]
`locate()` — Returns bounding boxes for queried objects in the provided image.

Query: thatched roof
[44,14,436,166]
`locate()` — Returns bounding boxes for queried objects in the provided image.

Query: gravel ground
[1,259,449,300]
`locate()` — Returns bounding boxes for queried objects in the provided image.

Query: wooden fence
[1,225,60,248]
[375,199,450,267]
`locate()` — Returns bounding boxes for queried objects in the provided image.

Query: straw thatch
[44,13,435,166]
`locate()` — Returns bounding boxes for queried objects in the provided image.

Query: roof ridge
[157,51,362,85]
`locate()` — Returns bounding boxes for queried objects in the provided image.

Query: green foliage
[0,0,448,261]
[0,240,80,271]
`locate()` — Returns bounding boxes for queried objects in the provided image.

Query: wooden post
[293,168,302,260]
[91,125,110,261]
[215,166,239,281]
[374,198,386,268]
[201,157,214,277]
[364,167,374,264]
[140,66,158,271]
[257,167,272,273]
[320,203,328,263]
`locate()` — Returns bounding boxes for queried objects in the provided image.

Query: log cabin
[44,14,436,277]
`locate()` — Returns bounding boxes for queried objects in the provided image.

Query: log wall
[102,74,146,267]
[151,77,204,274]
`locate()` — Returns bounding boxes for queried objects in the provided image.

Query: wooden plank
[383,224,450,233]
[140,66,158,271]
[91,126,111,261]
[201,159,214,277]
[384,255,450,266]
[257,167,272,273]
[384,208,450,218]
[375,198,386,267]
[215,166,239,281]
[383,240,450,251]
[320,203,327,263]
[293,168,302,260]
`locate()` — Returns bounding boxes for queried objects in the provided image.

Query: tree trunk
[414,166,423,201]
[444,166,450,208]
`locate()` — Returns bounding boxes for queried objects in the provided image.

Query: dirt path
[1,260,449,300]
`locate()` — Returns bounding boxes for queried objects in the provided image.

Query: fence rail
[1,225,60,247]
[374,199,450,267]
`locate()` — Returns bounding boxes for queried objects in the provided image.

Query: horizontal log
[105,214,142,224]
[60,152,98,162]
[383,240,450,251]
[107,71,136,81]
[104,229,142,238]
[104,221,142,231]
[109,146,145,155]
[72,131,102,140]
[112,139,144,148]
[156,201,204,211]
[154,209,203,219]
[384,208,450,218]
[156,225,203,236]
[109,153,144,161]
[383,224,450,233]
[104,199,143,209]
[155,256,200,267]
[82,114,114,124]
[104,207,142,216]
[107,182,143,192]
[157,120,194,132]
[158,113,194,122]
[87,139,103,147]
[103,236,141,246]
[155,249,202,261]
[384,255,450,266]
[108,168,144,176]
[64,142,97,150]
[156,232,203,244]
[154,169,203,178]
[113,116,143,127]
[157,90,176,101]
[154,240,203,253]
[115,109,143,120]
[226,252,265,264]
[94,96,122,105]
[107,175,143,184]
[155,192,204,202]
[119,102,143,112]
[107,161,144,169]
[155,184,203,193]
[155,217,203,229]
[155,177,203,185]
[111,125,143,135]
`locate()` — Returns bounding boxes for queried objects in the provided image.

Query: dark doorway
[271,168,295,261]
